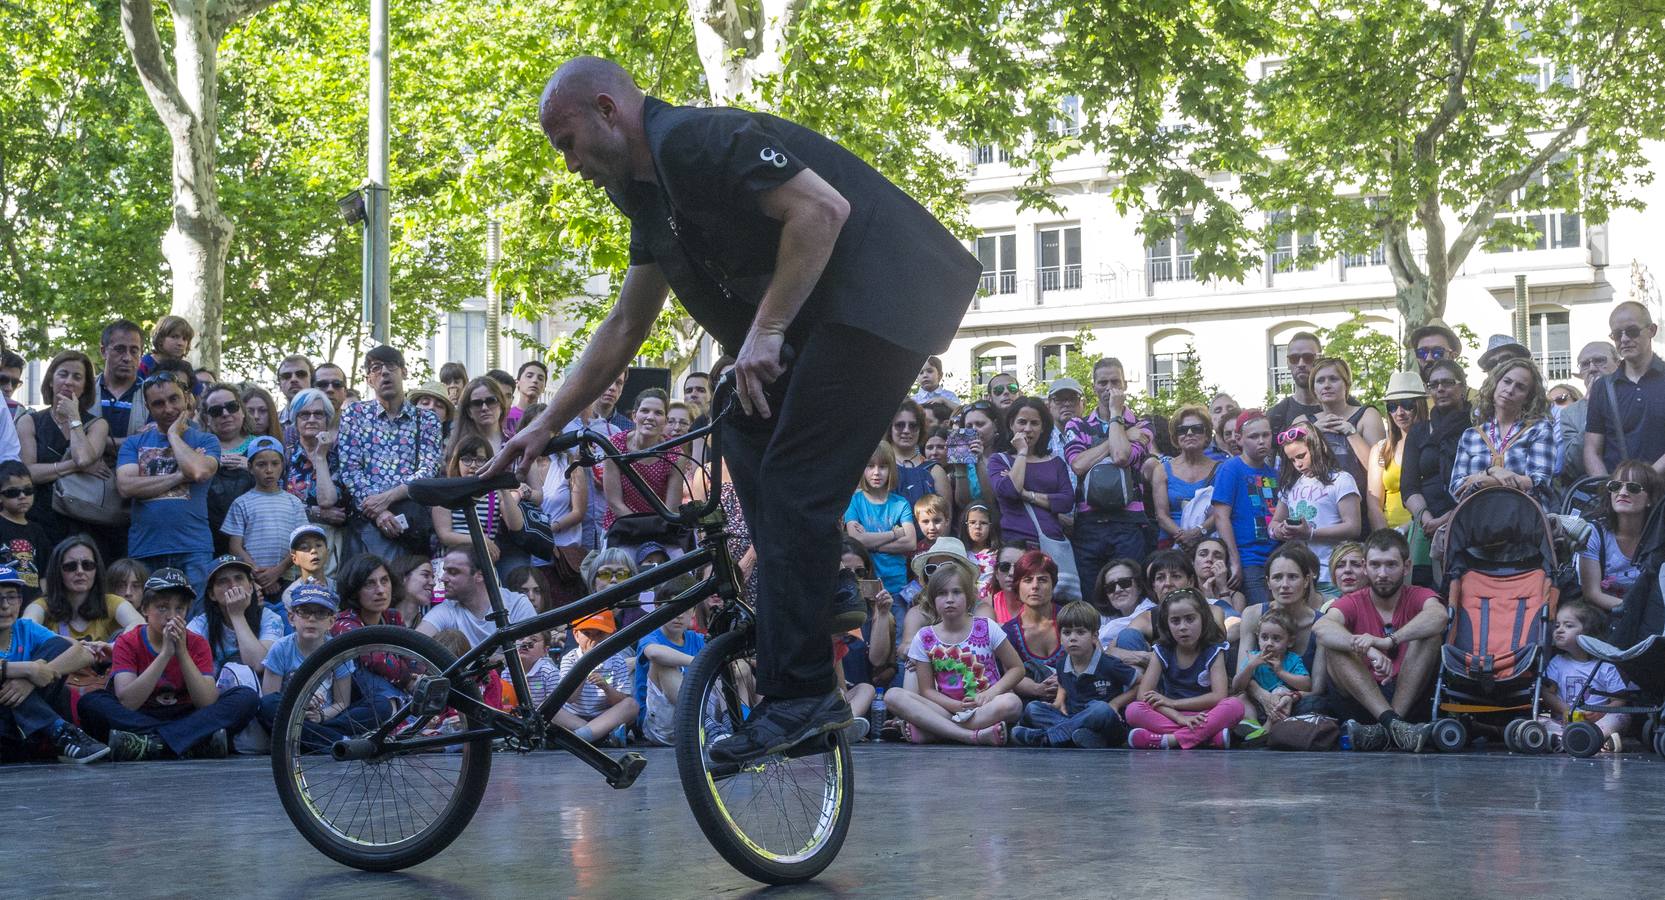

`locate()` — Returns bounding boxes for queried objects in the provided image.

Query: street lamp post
[364,0,391,345]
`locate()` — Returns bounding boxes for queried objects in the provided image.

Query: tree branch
[209,0,285,42]
[1412,0,1497,160]
[1446,111,1590,270]
[118,0,193,137]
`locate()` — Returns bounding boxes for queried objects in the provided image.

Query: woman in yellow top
[23,536,142,643]
[1367,372,1428,533]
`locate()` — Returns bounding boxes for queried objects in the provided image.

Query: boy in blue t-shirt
[1012,601,1138,748]
[1210,412,1279,608]
[0,565,110,763]
[257,584,364,747]
[636,599,707,745]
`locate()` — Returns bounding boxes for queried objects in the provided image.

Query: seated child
[256,585,374,745]
[78,568,260,760]
[1544,602,1630,753]
[0,564,111,763]
[1011,600,1138,748]
[223,436,308,602]
[503,629,559,710]
[1124,588,1245,750]
[635,602,707,746]
[556,610,638,745]
[1230,607,1313,725]
[881,562,1024,745]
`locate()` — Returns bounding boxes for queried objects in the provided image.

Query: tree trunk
[685,0,802,106]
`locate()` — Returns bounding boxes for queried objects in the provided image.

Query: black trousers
[722,323,925,699]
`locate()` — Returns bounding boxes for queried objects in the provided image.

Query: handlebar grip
[542,430,585,457]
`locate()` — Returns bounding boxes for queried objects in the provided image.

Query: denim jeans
[0,638,74,745]
[1021,699,1125,746]
[79,686,260,756]
[1241,564,1270,610]
[1071,516,1150,588]
[135,551,213,608]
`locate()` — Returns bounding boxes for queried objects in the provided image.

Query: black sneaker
[830,569,867,633]
[708,691,854,765]
[1388,718,1431,753]
[109,729,166,762]
[1070,727,1110,749]
[184,729,230,759]
[1344,720,1390,752]
[53,724,111,764]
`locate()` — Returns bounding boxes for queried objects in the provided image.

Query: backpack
[1082,459,1133,513]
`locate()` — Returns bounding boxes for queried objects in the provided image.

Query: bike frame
[357,390,750,786]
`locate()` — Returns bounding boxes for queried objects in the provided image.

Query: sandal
[905,721,927,744]
[971,722,1007,747]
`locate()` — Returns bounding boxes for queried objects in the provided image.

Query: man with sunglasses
[1585,301,1665,478]
[311,363,349,415]
[1405,320,1461,381]
[986,372,1022,413]
[1267,332,1324,435]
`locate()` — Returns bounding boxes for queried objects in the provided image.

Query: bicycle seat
[406,473,519,509]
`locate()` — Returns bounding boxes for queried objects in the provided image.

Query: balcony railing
[1149,373,1177,394]
[1037,264,1083,292]
[1536,350,1573,381]
[1270,367,1294,393]
[978,271,1017,295]
[1146,254,1195,284]
[1343,245,1387,268]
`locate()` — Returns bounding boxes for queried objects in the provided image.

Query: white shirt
[0,406,18,463]
[421,590,536,646]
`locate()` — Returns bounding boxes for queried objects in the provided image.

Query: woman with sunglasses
[1293,357,1384,518]
[1149,405,1219,551]
[887,399,952,517]
[1450,356,1556,506]
[199,382,255,555]
[449,376,509,457]
[1094,559,1154,665]
[16,351,112,549]
[1367,372,1428,535]
[949,400,1005,536]
[1579,461,1662,614]
[1400,358,1471,586]
[24,535,141,643]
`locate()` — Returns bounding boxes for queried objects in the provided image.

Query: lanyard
[1481,420,1523,468]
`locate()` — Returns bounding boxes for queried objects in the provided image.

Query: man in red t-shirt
[1314,529,1447,752]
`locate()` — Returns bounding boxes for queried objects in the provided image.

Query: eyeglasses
[459,456,490,468]
[468,397,501,410]
[891,421,919,432]
[1175,423,1209,437]
[1550,394,1575,407]
[0,591,20,606]
[140,373,183,390]
[296,409,328,421]
[1103,576,1137,592]
[1608,480,1647,496]
[988,383,1021,397]
[366,361,397,375]
[205,400,241,418]
[1276,426,1308,445]
[0,375,19,390]
[1612,325,1646,342]
[61,559,97,573]
[592,567,632,583]
[279,370,309,381]
[1414,347,1449,361]
[0,486,34,499]
[1578,356,1610,371]
[1286,352,1316,365]
[1385,399,1420,413]
[104,343,142,357]
[1426,378,1458,390]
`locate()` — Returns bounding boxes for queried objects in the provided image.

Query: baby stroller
[1428,486,1560,753]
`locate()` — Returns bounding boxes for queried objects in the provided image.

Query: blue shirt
[1211,456,1279,567]
[634,627,707,711]
[117,425,222,559]
[842,491,915,594]
[262,633,354,690]
[1059,649,1137,715]
[2,618,58,661]
[1251,651,1310,693]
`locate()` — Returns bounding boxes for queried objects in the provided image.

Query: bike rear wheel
[270,625,493,871]
[674,627,854,885]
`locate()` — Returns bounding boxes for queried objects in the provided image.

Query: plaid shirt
[1449,417,1556,506]
[1061,409,1153,513]
[336,399,442,514]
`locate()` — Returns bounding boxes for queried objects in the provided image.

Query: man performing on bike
[492,56,979,764]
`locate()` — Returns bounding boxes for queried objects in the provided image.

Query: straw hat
[909,537,981,585]
[1382,371,1427,401]
[406,381,454,419]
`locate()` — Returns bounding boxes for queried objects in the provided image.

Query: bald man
[493,57,980,763]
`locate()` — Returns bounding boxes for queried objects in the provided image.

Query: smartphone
[858,578,883,602]
[946,427,979,465]
[1285,514,1304,526]
[392,512,410,530]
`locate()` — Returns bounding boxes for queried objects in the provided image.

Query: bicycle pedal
[606,752,648,790]
[409,676,452,717]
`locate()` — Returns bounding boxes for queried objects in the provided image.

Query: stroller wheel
[1564,721,1603,758]
[1431,718,1467,753]
[1503,720,1524,752]
[1517,720,1551,754]
[1652,729,1665,759]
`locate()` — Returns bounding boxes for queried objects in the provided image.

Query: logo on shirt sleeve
[759,147,789,168]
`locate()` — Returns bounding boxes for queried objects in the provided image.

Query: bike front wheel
[270,625,493,871]
[674,626,854,885]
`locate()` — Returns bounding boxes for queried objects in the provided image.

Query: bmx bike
[269,379,853,884]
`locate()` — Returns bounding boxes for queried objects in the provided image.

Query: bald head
[538,57,649,193]
[540,57,643,134]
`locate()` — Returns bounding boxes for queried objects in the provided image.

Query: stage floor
[9,745,1662,898]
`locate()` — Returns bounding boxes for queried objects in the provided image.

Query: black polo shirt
[1585,355,1665,470]
[97,375,142,436]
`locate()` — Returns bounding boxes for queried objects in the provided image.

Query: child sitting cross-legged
[1010,600,1138,748]
[256,585,382,747]
[1230,607,1313,726]
[556,610,638,746]
[1543,602,1630,753]
[633,575,709,746]
[882,559,1024,745]
[1124,588,1245,750]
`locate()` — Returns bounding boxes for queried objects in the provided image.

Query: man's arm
[116,462,187,499]
[731,169,851,418]
[1391,595,1449,644]
[170,426,218,482]
[1312,606,1358,652]
[486,264,669,476]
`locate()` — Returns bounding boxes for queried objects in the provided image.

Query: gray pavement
[7,745,1662,898]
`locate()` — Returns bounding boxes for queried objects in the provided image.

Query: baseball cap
[287,583,339,614]
[290,523,328,548]
[144,567,196,599]
[1047,376,1084,398]
[573,609,617,635]
[0,565,25,589]
[245,435,284,461]
[205,554,253,586]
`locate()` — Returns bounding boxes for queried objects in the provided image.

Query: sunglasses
[1386,399,1420,413]
[997,561,1015,573]
[140,373,183,390]
[516,639,544,652]
[1103,576,1137,592]
[1175,423,1209,437]
[1608,480,1647,496]
[205,400,241,417]
[468,397,501,410]
[988,384,1022,396]
[279,369,309,380]
[314,379,346,390]
[1578,356,1610,370]
[0,486,35,499]
[843,566,870,579]
[892,420,919,432]
[61,559,97,573]
[296,409,329,421]
[1414,347,1449,361]
[1286,352,1316,365]
[1276,426,1309,445]
[592,567,633,582]
[0,375,19,389]
[1426,378,1459,390]
[1550,394,1575,406]
[1612,325,1646,342]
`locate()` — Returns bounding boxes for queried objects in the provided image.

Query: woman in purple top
[988,398,1074,549]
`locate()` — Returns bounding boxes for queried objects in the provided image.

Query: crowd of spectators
[1,298,1663,764]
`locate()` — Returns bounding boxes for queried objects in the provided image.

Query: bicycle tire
[674,627,854,884]
[270,625,493,871]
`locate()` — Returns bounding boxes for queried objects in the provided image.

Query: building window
[447,310,487,377]
[1146,216,1194,284]
[1037,226,1082,293]
[975,348,1018,387]
[1268,341,1294,394]
[1528,311,1572,380]
[971,145,1011,166]
[1038,341,1080,382]
[975,232,1018,296]
[1149,352,1187,394]
[1490,156,1582,252]
[1050,96,1082,137]
[1342,198,1387,269]
[1268,210,1318,272]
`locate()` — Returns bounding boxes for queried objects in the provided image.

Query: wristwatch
[68,419,83,430]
